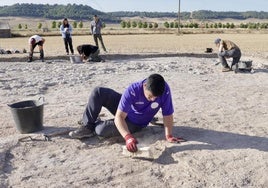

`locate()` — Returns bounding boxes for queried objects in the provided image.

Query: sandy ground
[0,34,268,187]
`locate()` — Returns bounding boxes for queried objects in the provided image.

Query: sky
[0,0,267,12]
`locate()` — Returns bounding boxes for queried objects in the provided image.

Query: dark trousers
[89,49,102,62]
[93,34,106,51]
[218,48,241,68]
[82,87,142,138]
[29,42,44,60]
[64,37,74,54]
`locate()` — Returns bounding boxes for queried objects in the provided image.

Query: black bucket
[8,98,44,133]
[205,48,213,53]
[239,60,253,69]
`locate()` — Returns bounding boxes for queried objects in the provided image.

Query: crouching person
[28,35,45,62]
[69,73,187,153]
[77,44,103,63]
[214,38,241,72]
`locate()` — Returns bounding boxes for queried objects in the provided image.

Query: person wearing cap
[214,38,241,72]
[60,18,74,55]
[69,73,186,152]
[27,35,45,62]
[76,44,103,62]
[90,15,107,52]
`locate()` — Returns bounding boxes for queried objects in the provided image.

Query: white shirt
[28,35,43,44]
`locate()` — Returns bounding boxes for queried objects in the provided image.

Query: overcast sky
[0,0,267,12]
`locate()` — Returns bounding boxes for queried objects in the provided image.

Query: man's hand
[166,135,186,143]
[124,134,138,152]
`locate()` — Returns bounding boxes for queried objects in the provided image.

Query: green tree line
[119,20,268,30]
[191,10,268,20]
[0,3,118,22]
[0,4,267,22]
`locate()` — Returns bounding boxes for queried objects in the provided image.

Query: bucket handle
[38,96,45,104]
[7,96,45,107]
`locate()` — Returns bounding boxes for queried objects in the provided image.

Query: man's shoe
[27,57,32,62]
[231,64,239,74]
[69,126,95,139]
[222,67,232,72]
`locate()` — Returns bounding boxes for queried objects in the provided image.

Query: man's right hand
[166,135,187,143]
[124,134,138,152]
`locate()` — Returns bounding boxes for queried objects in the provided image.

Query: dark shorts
[33,41,43,49]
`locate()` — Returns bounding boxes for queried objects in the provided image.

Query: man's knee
[91,87,110,99]
[91,86,102,97]
[95,120,118,138]
[218,51,227,57]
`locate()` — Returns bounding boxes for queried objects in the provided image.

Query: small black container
[8,99,44,133]
[205,48,213,53]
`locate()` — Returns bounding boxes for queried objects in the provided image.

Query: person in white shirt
[60,18,74,55]
[27,35,45,62]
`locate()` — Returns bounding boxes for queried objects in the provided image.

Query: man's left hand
[166,135,187,143]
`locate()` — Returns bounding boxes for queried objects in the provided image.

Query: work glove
[124,134,138,152]
[166,135,187,143]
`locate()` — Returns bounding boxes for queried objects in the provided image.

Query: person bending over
[77,44,103,62]
[27,35,45,62]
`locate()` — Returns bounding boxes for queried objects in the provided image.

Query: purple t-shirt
[118,79,174,127]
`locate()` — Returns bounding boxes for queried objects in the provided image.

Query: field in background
[0,17,268,61]
[1,16,268,37]
[0,34,268,60]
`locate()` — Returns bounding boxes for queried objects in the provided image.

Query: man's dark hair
[77,45,82,55]
[145,74,165,96]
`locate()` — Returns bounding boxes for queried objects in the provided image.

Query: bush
[38,22,42,29]
[52,21,57,28]
[120,21,126,28]
[132,21,137,28]
[126,21,131,28]
[78,21,83,28]
[138,21,143,28]
[73,21,77,28]
[143,22,148,28]
[260,23,268,29]
[164,22,169,28]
